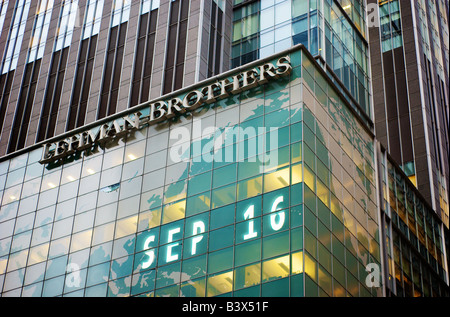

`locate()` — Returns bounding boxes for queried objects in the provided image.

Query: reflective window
[0,0,9,39]
[83,0,104,39]
[141,0,160,14]
[111,0,131,27]
[379,0,403,52]
[1,0,32,74]
[28,0,54,63]
[55,0,79,51]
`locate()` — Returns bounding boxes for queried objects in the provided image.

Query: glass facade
[111,0,131,27]
[0,46,382,297]
[232,0,322,63]
[323,0,370,122]
[0,0,10,39]
[232,0,371,128]
[380,152,448,296]
[335,0,366,38]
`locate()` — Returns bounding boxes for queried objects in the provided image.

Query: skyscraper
[0,0,233,154]
[369,0,449,228]
[0,0,448,298]
[368,0,449,296]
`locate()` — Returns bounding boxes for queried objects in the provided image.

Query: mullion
[215,7,223,75]
[18,60,41,149]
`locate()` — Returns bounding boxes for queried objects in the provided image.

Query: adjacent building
[368,0,449,296]
[0,0,448,297]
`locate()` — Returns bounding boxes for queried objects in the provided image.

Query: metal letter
[142,235,156,269]
[191,221,205,255]
[276,56,292,76]
[182,90,204,111]
[149,101,167,123]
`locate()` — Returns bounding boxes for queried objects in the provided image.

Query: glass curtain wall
[0,47,380,297]
[232,0,371,123]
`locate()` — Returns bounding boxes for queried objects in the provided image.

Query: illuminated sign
[39,56,292,164]
[140,195,287,269]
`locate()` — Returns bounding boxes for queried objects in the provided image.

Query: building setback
[0,0,232,155]
[0,0,448,298]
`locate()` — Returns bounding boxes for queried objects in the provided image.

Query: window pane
[237,176,262,200]
[262,255,290,282]
[263,167,290,193]
[207,270,233,296]
[212,184,236,209]
[162,200,186,224]
[291,251,303,274]
[234,263,261,290]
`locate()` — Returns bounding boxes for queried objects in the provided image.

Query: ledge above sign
[39,56,292,165]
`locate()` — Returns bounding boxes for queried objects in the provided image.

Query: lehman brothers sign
[39,56,292,165]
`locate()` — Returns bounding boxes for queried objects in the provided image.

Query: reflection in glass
[138,208,161,231]
[263,167,290,193]
[70,230,92,253]
[114,216,138,239]
[28,243,49,266]
[92,222,115,246]
[235,262,261,290]
[211,184,236,209]
[262,255,290,283]
[82,155,103,177]
[3,185,22,205]
[207,271,233,297]
[305,252,317,281]
[164,180,187,204]
[61,163,81,185]
[125,141,145,163]
[237,176,262,201]
[180,277,206,297]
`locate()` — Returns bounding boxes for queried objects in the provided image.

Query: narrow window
[8,0,54,152]
[163,0,189,94]
[66,0,104,131]
[37,0,78,141]
[208,0,224,77]
[0,0,31,135]
[130,0,159,107]
[97,0,130,119]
